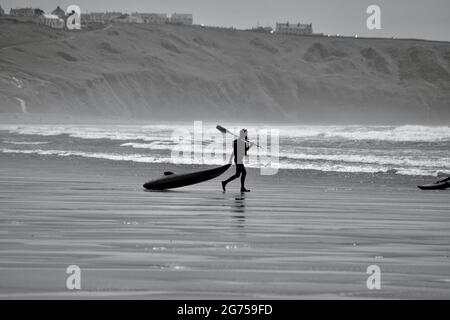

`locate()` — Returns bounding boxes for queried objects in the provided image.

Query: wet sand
[0,153,449,299]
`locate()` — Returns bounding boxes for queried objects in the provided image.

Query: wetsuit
[223,139,249,189]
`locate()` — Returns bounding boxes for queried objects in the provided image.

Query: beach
[0,152,449,299]
[1,0,449,303]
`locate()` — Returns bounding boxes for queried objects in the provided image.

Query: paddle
[216,125,263,149]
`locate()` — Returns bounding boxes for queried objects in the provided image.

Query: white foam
[210,124,450,142]
[121,141,185,151]
[1,148,159,163]
[3,140,49,145]
[335,125,450,142]
[0,125,173,141]
[2,124,449,142]
[279,151,449,169]
[2,148,448,177]
[120,140,449,171]
[120,141,230,156]
[1,124,448,178]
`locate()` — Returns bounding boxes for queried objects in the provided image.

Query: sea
[0,123,449,177]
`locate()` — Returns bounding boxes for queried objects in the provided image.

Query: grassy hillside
[1,18,449,124]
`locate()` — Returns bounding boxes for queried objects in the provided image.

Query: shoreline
[0,150,445,182]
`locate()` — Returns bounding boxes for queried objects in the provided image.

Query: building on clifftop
[134,13,168,24]
[169,13,193,25]
[51,6,66,19]
[38,14,65,29]
[81,11,122,24]
[10,8,43,17]
[113,14,143,24]
[275,22,313,35]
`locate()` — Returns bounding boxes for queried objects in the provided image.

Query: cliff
[1,18,449,124]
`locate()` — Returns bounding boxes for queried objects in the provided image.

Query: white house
[39,14,65,29]
[114,14,143,24]
[10,8,42,17]
[51,6,65,19]
[170,13,193,25]
[82,11,122,24]
[275,22,313,35]
[136,13,168,24]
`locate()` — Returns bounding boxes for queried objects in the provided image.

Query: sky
[1,0,450,41]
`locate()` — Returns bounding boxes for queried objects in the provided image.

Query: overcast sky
[2,0,449,41]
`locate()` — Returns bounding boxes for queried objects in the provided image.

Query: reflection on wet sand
[231,192,246,229]
[1,155,450,299]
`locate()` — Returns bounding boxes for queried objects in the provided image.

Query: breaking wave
[3,140,49,145]
[1,124,448,177]
[2,124,449,142]
[1,148,448,177]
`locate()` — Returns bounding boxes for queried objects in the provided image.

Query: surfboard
[143,164,231,190]
[417,180,450,190]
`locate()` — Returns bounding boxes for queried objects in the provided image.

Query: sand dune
[0,18,449,123]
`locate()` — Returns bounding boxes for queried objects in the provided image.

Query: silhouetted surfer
[222,129,252,192]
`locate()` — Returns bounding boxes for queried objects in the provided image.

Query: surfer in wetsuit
[222,128,252,192]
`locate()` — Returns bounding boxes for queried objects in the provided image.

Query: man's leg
[240,166,246,188]
[222,165,242,191]
[240,166,250,192]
